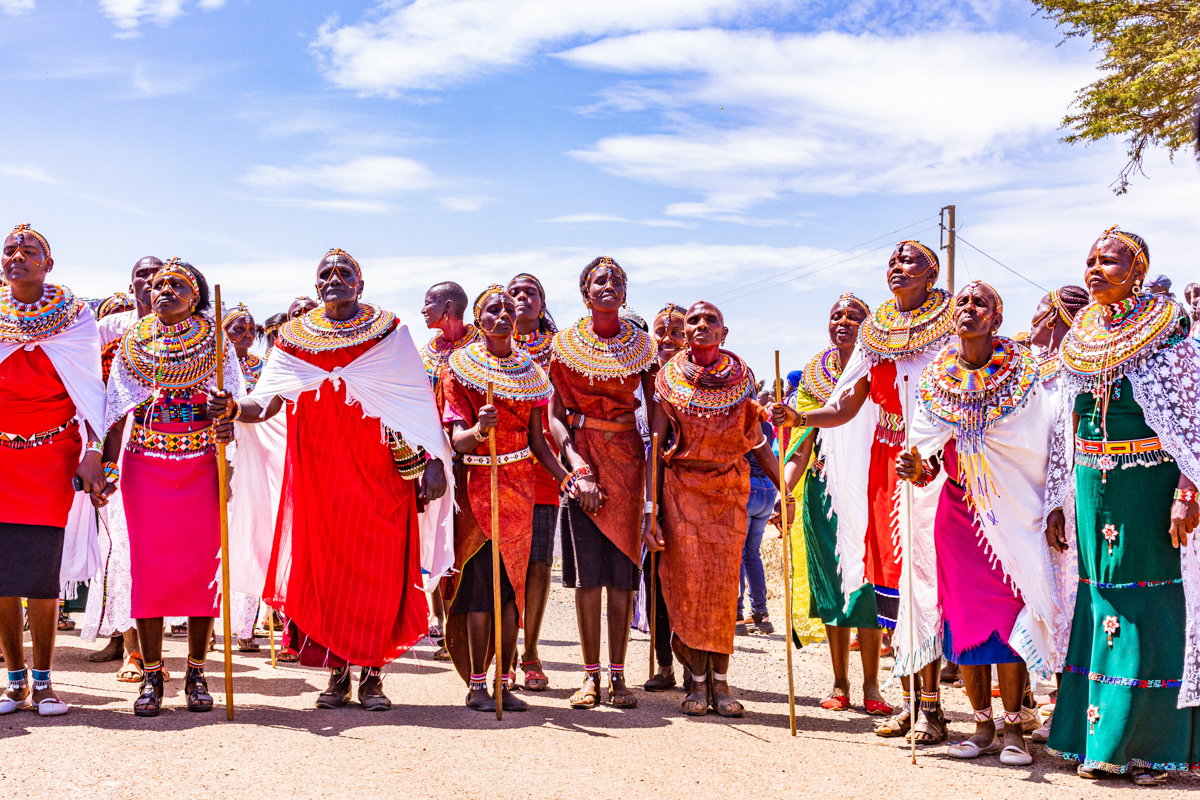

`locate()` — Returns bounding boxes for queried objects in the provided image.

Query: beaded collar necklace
[551,317,654,382]
[919,337,1038,516]
[421,324,480,381]
[1060,293,1182,388]
[800,345,841,405]
[239,352,263,392]
[655,350,755,417]
[513,328,554,370]
[120,314,217,390]
[448,341,552,402]
[0,283,86,344]
[859,288,954,361]
[1036,350,1061,383]
[278,302,394,353]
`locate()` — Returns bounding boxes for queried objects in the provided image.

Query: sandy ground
[4,570,1197,800]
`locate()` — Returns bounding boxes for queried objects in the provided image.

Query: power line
[705,214,939,302]
[956,236,1049,293]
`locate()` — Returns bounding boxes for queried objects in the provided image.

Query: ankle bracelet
[608,663,624,675]
[187,656,205,670]
[712,672,727,682]
[360,666,383,683]
[31,668,51,691]
[469,672,487,691]
[143,659,163,674]
[7,669,26,689]
[973,708,994,723]
[1003,710,1022,726]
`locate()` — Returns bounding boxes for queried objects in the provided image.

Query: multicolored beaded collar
[0,283,86,344]
[98,292,135,319]
[448,341,552,402]
[859,288,954,361]
[919,337,1038,513]
[239,352,263,393]
[1060,293,1184,389]
[800,345,841,405]
[421,324,481,382]
[1036,351,1061,383]
[551,317,654,381]
[514,328,554,370]
[278,302,395,353]
[655,350,755,416]
[120,314,217,390]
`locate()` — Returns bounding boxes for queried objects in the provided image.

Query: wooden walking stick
[647,431,659,683]
[903,374,917,765]
[775,351,797,736]
[487,379,503,720]
[214,285,236,720]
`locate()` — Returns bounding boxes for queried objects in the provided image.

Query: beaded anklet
[31,669,51,691]
[973,708,994,723]
[143,659,163,674]
[469,672,488,691]
[1003,710,1022,727]
[187,656,205,671]
[7,669,26,689]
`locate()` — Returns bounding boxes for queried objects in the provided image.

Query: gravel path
[4,572,1196,800]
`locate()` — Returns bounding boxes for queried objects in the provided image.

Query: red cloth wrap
[659,396,766,654]
[865,359,903,596]
[265,320,428,668]
[0,347,80,527]
[439,370,538,621]
[548,359,645,566]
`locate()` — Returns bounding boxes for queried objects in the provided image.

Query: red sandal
[521,660,549,692]
[865,698,894,716]
[820,694,850,710]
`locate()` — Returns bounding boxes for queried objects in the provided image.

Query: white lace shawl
[1043,339,1200,708]
[0,305,106,588]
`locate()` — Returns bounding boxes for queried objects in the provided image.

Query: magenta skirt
[123,446,221,619]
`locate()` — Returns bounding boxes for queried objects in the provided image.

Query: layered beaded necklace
[513,328,554,370]
[0,283,85,344]
[859,288,954,361]
[551,317,654,382]
[421,324,480,382]
[120,314,217,390]
[655,350,755,417]
[279,302,394,353]
[239,352,263,393]
[800,345,841,404]
[919,337,1038,518]
[448,341,552,402]
[1060,293,1183,391]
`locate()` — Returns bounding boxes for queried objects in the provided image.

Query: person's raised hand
[768,402,799,428]
[206,389,237,421]
[420,458,447,502]
[1045,508,1067,553]
[895,446,924,483]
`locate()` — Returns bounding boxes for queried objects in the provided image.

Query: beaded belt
[127,423,215,459]
[1074,435,1167,473]
[0,420,76,449]
[462,447,531,467]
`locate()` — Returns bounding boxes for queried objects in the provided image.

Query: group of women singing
[1,218,1199,784]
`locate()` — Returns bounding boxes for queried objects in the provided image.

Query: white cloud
[240,196,395,215]
[99,0,225,32]
[541,212,694,228]
[242,156,440,196]
[1,0,35,16]
[311,0,792,95]
[438,195,495,212]
[560,29,1095,218]
[0,163,58,184]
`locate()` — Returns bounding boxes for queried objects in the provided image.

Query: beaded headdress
[895,240,938,281]
[158,257,200,299]
[98,292,135,319]
[473,283,508,326]
[1099,225,1148,278]
[962,280,1003,318]
[581,256,626,297]
[261,318,284,338]
[1048,289,1073,327]
[223,302,253,329]
[658,303,686,322]
[510,273,546,299]
[4,223,51,266]
[319,248,361,285]
[835,292,869,317]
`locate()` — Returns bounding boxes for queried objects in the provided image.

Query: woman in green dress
[779,293,892,714]
[1045,227,1200,785]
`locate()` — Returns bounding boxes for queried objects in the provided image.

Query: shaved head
[428,281,468,320]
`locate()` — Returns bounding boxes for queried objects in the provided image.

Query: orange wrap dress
[657,351,767,655]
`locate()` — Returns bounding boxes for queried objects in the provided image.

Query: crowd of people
[1,220,1198,785]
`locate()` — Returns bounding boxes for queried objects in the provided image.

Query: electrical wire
[956,236,1048,293]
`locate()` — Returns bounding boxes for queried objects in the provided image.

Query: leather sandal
[117,652,144,683]
[569,675,600,709]
[711,681,744,718]
[644,670,677,692]
[873,708,911,738]
[501,690,529,712]
[316,668,351,709]
[357,669,392,712]
[606,681,638,709]
[134,672,164,717]
[1131,769,1168,786]
[466,688,497,712]
[185,666,214,712]
[907,706,948,744]
[681,690,708,716]
[521,660,549,692]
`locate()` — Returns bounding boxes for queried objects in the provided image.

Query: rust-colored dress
[657,353,767,655]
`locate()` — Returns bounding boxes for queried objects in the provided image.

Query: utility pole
[940,205,956,294]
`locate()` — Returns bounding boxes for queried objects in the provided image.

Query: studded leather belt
[462,447,531,467]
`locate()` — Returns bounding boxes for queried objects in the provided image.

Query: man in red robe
[212,248,453,711]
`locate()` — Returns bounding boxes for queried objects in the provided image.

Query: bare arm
[768,375,869,430]
[547,387,603,513]
[529,405,570,485]
[642,401,670,552]
[751,436,781,488]
[92,416,127,507]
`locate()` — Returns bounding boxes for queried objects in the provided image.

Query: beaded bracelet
[1175,488,1198,504]
[103,461,120,484]
[86,439,103,455]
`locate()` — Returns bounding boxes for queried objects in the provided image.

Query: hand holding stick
[487,380,503,720]
[648,431,659,683]
[775,351,797,737]
[214,285,235,720]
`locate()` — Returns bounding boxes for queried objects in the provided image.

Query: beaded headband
[509,273,546,299]
[961,280,1003,318]
[262,319,283,337]
[474,283,508,325]
[835,292,869,317]
[583,257,627,294]
[158,257,200,299]
[97,292,134,318]
[1049,290,1074,326]
[223,302,253,329]
[658,302,686,322]
[1098,225,1149,279]
[5,222,51,265]
[320,248,361,283]
[895,240,938,280]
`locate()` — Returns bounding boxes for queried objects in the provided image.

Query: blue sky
[4,0,1199,373]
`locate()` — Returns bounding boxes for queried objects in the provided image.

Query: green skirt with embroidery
[1047,380,1200,773]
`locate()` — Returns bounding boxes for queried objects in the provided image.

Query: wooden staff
[214,285,236,720]
[647,431,659,683]
[487,380,503,720]
[903,374,916,765]
[775,351,796,737]
[267,607,276,669]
